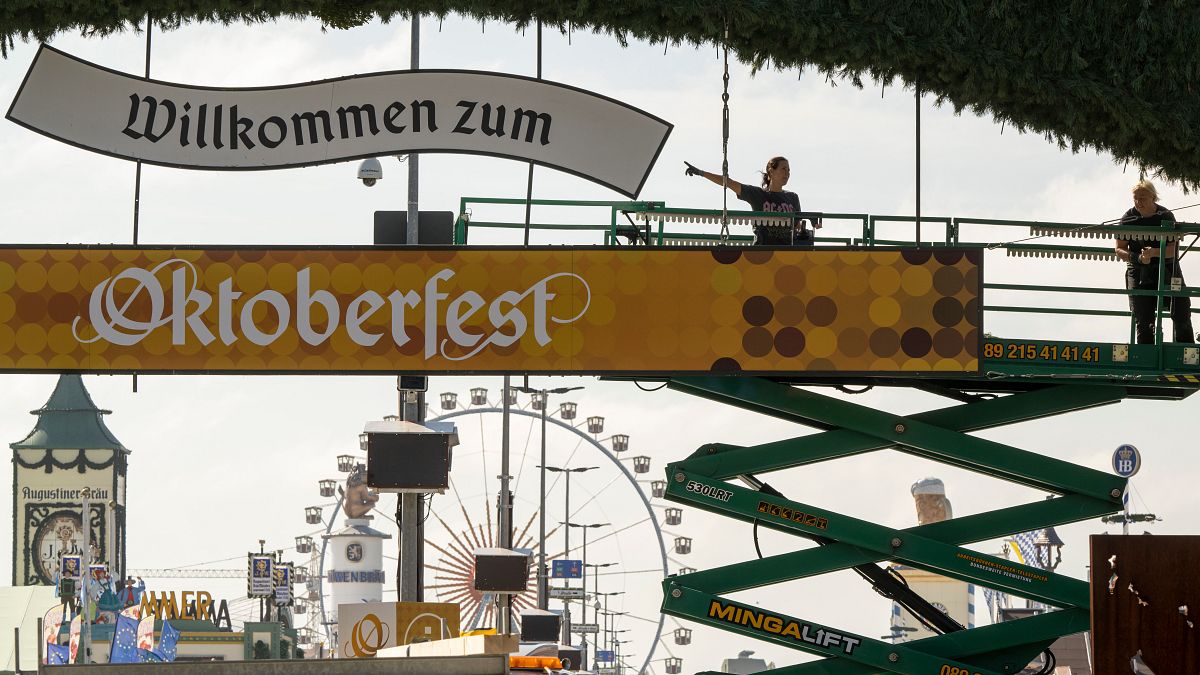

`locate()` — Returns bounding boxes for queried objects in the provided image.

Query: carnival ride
[292,387,694,674]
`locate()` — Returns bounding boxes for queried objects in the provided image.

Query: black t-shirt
[1121,205,1175,268]
[737,185,801,213]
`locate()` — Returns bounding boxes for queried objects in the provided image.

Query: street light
[595,591,624,654]
[540,463,596,643]
[514,383,584,611]
[562,522,609,631]
[585,562,616,631]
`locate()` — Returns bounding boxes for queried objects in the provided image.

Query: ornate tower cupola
[11,375,129,585]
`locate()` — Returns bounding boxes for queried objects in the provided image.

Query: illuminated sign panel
[0,247,980,374]
[7,46,671,198]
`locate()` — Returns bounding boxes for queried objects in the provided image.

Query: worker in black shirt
[1114,179,1195,344]
[684,156,819,245]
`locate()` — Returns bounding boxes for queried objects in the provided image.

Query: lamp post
[563,522,608,652]
[540,465,597,643]
[584,562,615,628]
[594,591,623,656]
[514,384,583,610]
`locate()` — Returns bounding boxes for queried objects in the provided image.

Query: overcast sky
[1,14,1196,673]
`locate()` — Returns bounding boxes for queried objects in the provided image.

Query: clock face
[33,511,85,584]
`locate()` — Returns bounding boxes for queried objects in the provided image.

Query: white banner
[7,45,672,198]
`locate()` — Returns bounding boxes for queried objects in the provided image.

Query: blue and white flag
[1009,530,1042,567]
[137,648,164,662]
[155,620,181,662]
[108,611,140,663]
[46,642,70,665]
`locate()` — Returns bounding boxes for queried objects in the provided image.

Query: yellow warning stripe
[1163,374,1200,382]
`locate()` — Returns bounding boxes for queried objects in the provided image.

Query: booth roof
[2,2,1200,190]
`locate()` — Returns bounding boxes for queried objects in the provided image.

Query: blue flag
[108,612,140,663]
[137,648,164,662]
[155,620,181,662]
[46,642,70,665]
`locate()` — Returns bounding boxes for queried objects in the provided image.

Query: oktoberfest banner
[0,246,980,374]
[6,45,672,198]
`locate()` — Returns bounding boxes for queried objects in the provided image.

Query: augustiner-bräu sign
[5,45,672,198]
[0,246,981,374]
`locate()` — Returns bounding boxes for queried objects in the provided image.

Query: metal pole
[1123,481,1131,536]
[80,497,90,664]
[537,392,548,610]
[522,20,542,245]
[561,472,571,644]
[37,617,43,674]
[915,80,921,246]
[399,14,424,598]
[407,15,420,247]
[399,387,425,601]
[499,376,513,633]
[581,528,588,631]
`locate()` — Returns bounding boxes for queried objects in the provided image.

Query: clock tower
[11,375,129,586]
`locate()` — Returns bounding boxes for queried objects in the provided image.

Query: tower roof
[10,374,128,451]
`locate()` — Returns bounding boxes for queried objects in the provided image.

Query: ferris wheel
[292,382,698,674]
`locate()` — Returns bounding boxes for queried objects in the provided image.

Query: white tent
[0,586,58,672]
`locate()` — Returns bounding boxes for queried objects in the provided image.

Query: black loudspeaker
[398,375,427,392]
[520,609,560,642]
[558,646,585,671]
[473,548,530,592]
[373,211,456,245]
[366,432,452,491]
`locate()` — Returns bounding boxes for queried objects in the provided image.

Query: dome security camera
[357,158,383,187]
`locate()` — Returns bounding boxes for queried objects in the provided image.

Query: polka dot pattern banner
[0,247,980,374]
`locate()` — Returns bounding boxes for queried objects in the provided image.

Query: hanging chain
[720,18,731,242]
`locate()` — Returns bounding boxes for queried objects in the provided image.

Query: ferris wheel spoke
[511,413,536,494]
[428,511,480,565]
[456,500,486,550]
[569,473,622,520]
[476,412,489,500]
[514,509,538,548]
[426,556,474,578]
[426,537,474,570]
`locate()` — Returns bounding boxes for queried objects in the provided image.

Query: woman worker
[684,156,819,246]
[1114,179,1195,344]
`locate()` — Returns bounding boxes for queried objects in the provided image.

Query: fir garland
[3,1,1200,189]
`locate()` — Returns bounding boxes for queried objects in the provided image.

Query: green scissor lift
[455,198,1200,674]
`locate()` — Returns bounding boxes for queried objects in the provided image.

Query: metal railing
[453,197,1200,349]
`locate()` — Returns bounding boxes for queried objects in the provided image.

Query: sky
[0,12,1197,674]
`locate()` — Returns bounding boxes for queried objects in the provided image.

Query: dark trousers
[754,227,813,247]
[1127,265,1195,344]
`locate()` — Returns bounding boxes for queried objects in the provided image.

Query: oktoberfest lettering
[123,96,553,151]
[71,260,591,361]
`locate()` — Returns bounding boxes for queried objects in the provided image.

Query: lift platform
[455,197,1200,674]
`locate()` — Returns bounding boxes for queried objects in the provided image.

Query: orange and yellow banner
[0,247,980,374]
